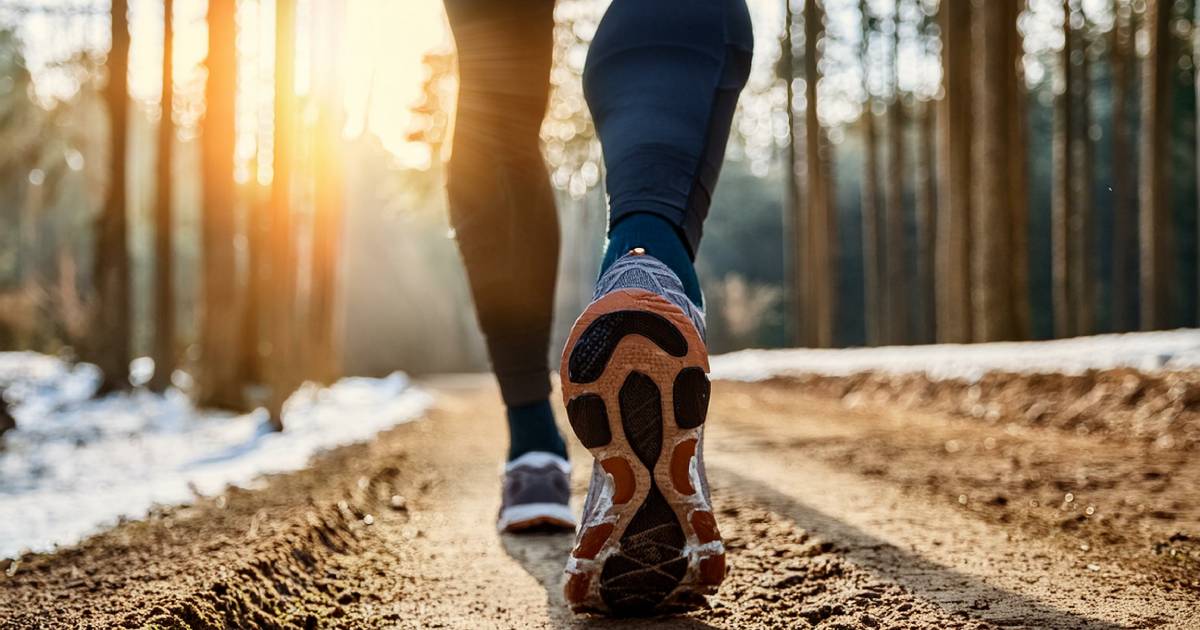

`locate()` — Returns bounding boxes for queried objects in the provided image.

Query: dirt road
[2,374,1198,628]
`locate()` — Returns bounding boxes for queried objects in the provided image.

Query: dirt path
[2,375,1198,628]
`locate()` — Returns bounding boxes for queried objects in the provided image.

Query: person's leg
[443,0,565,462]
[586,0,754,307]
[562,0,753,615]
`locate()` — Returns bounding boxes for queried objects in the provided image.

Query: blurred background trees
[196,0,240,411]
[147,0,172,393]
[0,0,1197,426]
[84,0,130,396]
[775,0,1198,346]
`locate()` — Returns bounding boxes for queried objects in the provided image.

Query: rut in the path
[2,376,1198,629]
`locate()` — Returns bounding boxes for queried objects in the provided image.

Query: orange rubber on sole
[560,288,724,616]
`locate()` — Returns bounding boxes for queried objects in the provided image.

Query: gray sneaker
[497,451,576,533]
[559,250,723,616]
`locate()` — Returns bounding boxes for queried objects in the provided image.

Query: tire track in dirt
[2,374,1198,628]
[0,421,425,628]
[710,380,1200,601]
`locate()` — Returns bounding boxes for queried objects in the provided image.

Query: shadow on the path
[499,531,722,629]
[715,466,1125,630]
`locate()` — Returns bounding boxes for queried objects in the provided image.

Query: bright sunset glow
[342,0,452,167]
[6,0,452,171]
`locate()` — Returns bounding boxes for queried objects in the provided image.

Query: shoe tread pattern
[597,372,687,615]
[567,311,687,384]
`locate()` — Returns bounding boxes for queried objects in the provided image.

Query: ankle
[601,213,703,307]
[506,399,568,461]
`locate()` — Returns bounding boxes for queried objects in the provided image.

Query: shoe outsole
[560,289,723,617]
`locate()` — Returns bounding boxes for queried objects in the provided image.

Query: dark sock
[506,399,568,461]
[600,212,703,308]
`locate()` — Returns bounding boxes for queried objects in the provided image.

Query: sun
[118,0,452,173]
[15,0,449,171]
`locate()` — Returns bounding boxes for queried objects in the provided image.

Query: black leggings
[444,0,752,405]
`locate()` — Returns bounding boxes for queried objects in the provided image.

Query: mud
[1,372,1198,628]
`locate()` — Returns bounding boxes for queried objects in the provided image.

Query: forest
[0,0,1197,427]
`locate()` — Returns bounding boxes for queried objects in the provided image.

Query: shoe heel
[561,289,720,616]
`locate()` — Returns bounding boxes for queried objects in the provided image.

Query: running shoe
[497,451,576,533]
[560,249,723,615]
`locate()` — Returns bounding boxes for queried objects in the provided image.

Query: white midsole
[497,502,577,531]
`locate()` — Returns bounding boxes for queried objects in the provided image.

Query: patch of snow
[0,352,431,559]
[711,329,1200,382]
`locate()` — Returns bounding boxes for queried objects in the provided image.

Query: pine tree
[89,0,132,395]
[804,0,835,347]
[858,0,883,346]
[970,0,1029,341]
[1052,0,1075,338]
[783,0,806,346]
[1195,0,1200,324]
[935,0,973,343]
[309,2,345,384]
[1071,12,1095,335]
[914,1,938,344]
[197,0,245,409]
[1009,1,1032,341]
[238,161,268,392]
[883,2,908,344]
[264,0,299,429]
[1138,0,1173,330]
[149,0,175,393]
[1109,0,1135,331]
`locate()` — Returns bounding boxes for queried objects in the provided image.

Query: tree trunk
[197,0,244,409]
[149,0,175,393]
[935,0,972,343]
[883,6,908,344]
[970,0,1027,341]
[1109,0,1135,332]
[238,171,267,394]
[88,0,132,395]
[915,98,937,344]
[804,0,835,347]
[1008,4,1032,341]
[1139,0,1173,330]
[1052,0,1075,338]
[783,0,806,346]
[1071,26,1094,335]
[264,0,299,429]
[308,1,344,384]
[858,0,883,347]
[914,0,939,345]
